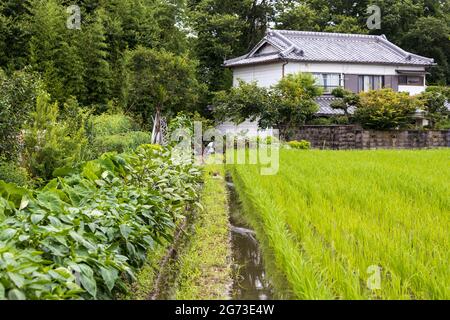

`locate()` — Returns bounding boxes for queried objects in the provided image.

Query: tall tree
[124,47,203,126]
[80,9,112,109]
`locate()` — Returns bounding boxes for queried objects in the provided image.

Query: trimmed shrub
[355,89,422,130]
[288,140,311,150]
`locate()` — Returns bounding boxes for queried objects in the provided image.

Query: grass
[123,240,171,300]
[175,164,232,300]
[230,149,450,300]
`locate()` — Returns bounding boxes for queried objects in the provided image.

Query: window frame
[358,75,385,93]
[313,73,342,94]
[398,75,424,86]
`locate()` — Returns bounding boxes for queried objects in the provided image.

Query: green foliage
[331,87,359,116]
[0,159,30,187]
[84,113,151,159]
[90,113,139,137]
[168,112,214,138]
[214,73,322,139]
[92,132,151,156]
[401,16,450,85]
[307,116,350,125]
[189,0,273,92]
[307,117,334,125]
[418,87,450,129]
[80,9,112,109]
[354,89,423,130]
[426,86,450,100]
[261,73,322,138]
[287,140,311,150]
[0,145,202,300]
[257,135,279,145]
[0,68,42,160]
[213,80,270,125]
[124,47,203,126]
[22,92,88,180]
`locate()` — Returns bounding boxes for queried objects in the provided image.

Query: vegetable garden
[0,145,202,299]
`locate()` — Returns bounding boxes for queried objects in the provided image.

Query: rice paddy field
[229,149,450,300]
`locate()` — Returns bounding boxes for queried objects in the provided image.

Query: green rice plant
[230,149,450,300]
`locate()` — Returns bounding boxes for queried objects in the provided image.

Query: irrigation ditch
[226,178,274,300]
[129,166,285,300]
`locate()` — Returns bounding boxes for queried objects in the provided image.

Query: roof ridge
[275,29,380,39]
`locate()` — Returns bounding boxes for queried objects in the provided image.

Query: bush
[22,92,88,181]
[0,68,42,160]
[92,131,151,156]
[287,140,311,150]
[0,160,30,186]
[355,89,422,130]
[90,113,139,137]
[418,89,449,129]
[308,117,334,125]
[426,86,450,100]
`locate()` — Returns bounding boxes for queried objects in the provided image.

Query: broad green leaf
[0,283,4,300]
[19,196,29,211]
[7,272,25,288]
[8,289,26,300]
[78,264,97,298]
[37,192,63,213]
[0,229,17,241]
[100,266,119,292]
[119,225,132,240]
[30,214,45,225]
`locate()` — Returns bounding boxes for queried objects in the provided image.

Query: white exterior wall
[227,62,427,133]
[398,85,426,95]
[233,62,427,94]
[233,63,283,87]
[215,119,272,137]
[284,62,425,76]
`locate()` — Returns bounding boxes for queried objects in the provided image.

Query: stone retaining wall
[292,126,450,150]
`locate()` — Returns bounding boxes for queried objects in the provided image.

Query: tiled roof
[224,30,434,67]
[315,96,355,116]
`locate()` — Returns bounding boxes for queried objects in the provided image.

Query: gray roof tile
[315,96,356,116]
[225,30,434,67]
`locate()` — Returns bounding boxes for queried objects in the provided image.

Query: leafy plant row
[0,145,202,300]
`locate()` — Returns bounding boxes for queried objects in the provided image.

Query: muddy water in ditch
[227,180,274,300]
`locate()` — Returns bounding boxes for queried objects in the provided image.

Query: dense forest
[0,0,449,167]
[0,0,449,113]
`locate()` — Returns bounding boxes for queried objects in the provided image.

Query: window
[398,75,424,86]
[358,75,384,92]
[313,73,341,93]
